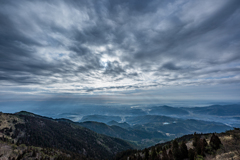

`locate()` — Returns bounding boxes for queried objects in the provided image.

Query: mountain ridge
[0,111,132,160]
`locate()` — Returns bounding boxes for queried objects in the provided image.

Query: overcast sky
[0,0,240,110]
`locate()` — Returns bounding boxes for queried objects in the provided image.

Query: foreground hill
[0,111,132,159]
[0,140,85,160]
[116,128,240,160]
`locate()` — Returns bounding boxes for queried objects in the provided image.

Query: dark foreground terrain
[0,111,132,159]
[116,128,240,160]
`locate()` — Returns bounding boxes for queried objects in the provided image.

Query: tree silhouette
[193,132,200,147]
[151,147,157,160]
[172,139,181,160]
[180,141,188,159]
[144,148,149,160]
[210,133,222,150]
[168,149,174,160]
[32,149,37,157]
[188,148,195,160]
[162,147,169,160]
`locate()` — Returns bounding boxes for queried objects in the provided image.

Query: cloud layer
[0,0,240,96]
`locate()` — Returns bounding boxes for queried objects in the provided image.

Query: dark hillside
[0,112,132,160]
[115,128,240,160]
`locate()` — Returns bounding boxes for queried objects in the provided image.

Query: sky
[0,0,240,112]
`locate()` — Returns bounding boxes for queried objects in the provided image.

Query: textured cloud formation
[0,0,240,97]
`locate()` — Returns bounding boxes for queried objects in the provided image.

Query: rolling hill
[107,120,131,129]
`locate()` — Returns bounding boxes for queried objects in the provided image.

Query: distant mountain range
[77,104,240,120]
[76,104,240,128]
[183,104,240,116]
[147,104,240,117]
[149,105,189,115]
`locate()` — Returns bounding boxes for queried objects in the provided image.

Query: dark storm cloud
[131,0,240,62]
[103,61,125,77]
[161,62,182,71]
[0,0,240,94]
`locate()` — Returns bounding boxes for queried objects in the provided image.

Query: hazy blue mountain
[107,120,131,129]
[184,104,240,116]
[125,115,178,125]
[80,115,122,123]
[130,116,232,136]
[148,105,189,115]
